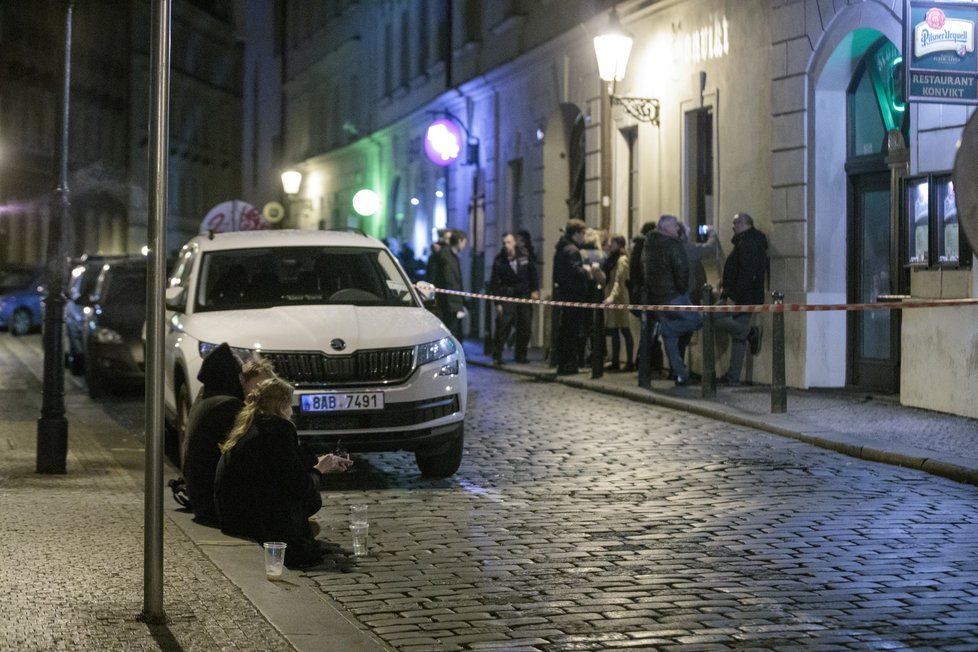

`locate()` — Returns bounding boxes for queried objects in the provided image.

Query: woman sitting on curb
[214,377,353,568]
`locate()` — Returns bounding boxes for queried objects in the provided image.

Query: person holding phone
[214,377,353,568]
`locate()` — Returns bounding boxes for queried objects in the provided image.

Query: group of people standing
[180,343,352,569]
[550,212,768,387]
[425,212,767,388]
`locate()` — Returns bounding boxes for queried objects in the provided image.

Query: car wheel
[415,424,464,478]
[10,308,32,336]
[85,357,103,399]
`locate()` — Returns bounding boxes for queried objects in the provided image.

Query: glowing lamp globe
[424,119,462,166]
[352,189,380,216]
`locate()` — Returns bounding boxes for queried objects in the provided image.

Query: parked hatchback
[65,255,134,374]
[163,230,467,477]
[83,258,147,397]
[0,265,45,335]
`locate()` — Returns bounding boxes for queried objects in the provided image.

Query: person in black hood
[181,343,275,525]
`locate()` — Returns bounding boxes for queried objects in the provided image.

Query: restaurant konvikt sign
[906,1,978,104]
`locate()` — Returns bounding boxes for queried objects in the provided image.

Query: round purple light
[424,119,462,166]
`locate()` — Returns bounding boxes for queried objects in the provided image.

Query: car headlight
[416,336,456,367]
[93,327,124,344]
[199,341,254,362]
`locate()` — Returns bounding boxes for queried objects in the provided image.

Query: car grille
[263,347,415,387]
[294,394,459,431]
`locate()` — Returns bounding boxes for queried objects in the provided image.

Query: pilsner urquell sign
[906,1,978,104]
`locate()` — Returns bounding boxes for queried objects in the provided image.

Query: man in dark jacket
[715,212,768,384]
[642,214,701,386]
[489,232,540,363]
[552,219,598,375]
[429,230,467,340]
[630,220,664,386]
[181,343,274,525]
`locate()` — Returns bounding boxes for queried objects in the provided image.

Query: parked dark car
[83,258,147,398]
[0,265,45,335]
[65,255,133,375]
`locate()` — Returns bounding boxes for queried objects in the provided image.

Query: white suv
[164,229,467,477]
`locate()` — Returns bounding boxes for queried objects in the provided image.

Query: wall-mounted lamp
[281,169,303,195]
[280,169,311,226]
[593,8,660,125]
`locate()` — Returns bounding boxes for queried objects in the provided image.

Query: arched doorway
[812,27,905,393]
[845,37,907,392]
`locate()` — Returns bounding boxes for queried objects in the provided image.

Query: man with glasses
[715,212,768,385]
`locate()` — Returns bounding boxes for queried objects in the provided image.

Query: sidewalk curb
[469,358,978,488]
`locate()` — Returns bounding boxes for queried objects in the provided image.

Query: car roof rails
[328,227,368,237]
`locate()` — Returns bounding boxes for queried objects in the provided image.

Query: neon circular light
[352,189,380,216]
[424,119,462,166]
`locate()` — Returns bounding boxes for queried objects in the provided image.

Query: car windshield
[195,246,417,312]
[0,269,38,293]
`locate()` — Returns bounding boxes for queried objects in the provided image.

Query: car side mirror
[165,286,186,312]
[414,281,438,309]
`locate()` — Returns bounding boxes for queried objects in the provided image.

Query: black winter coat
[182,342,244,526]
[552,236,589,301]
[489,250,539,297]
[721,227,768,305]
[642,231,689,304]
[214,415,322,564]
[429,246,464,312]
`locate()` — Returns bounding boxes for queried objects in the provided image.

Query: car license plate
[300,392,384,412]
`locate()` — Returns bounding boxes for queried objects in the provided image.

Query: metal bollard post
[701,284,716,398]
[483,291,493,356]
[591,306,604,379]
[771,290,786,413]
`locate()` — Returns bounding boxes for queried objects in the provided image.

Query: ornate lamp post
[36,1,74,473]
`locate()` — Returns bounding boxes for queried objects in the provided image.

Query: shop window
[903,173,971,268]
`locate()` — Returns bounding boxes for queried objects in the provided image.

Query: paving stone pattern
[308,366,978,651]
[0,337,292,652]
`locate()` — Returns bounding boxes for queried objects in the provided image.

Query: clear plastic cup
[350,504,368,526]
[263,541,287,580]
[350,523,369,557]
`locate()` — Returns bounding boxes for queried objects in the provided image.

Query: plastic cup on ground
[350,523,369,557]
[263,541,287,580]
[350,504,368,526]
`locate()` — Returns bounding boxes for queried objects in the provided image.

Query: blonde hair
[220,377,294,453]
[240,356,275,382]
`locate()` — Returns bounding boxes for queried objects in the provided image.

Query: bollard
[701,284,716,398]
[482,291,493,356]
[591,306,604,379]
[771,290,786,413]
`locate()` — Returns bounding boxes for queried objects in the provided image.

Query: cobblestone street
[308,366,978,651]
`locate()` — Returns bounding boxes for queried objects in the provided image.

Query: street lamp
[280,169,311,226]
[281,169,302,195]
[593,8,660,125]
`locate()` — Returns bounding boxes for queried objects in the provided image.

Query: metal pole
[591,307,604,379]
[36,0,73,474]
[701,284,716,398]
[142,0,171,624]
[771,290,786,413]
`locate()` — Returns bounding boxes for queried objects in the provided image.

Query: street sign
[905,1,978,104]
[952,110,978,253]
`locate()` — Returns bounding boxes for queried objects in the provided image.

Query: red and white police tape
[418,286,978,314]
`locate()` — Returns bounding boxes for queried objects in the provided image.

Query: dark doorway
[847,172,899,392]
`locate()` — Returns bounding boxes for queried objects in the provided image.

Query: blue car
[0,266,45,336]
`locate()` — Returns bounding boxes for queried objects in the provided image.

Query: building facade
[262,0,977,418]
[0,0,243,264]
